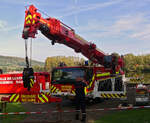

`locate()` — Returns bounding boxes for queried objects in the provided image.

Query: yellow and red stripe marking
[3,92,61,103]
[9,94,20,102]
[50,85,61,93]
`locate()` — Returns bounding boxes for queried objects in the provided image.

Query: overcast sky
[0,0,150,61]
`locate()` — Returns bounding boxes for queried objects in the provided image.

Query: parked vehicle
[135,84,149,105]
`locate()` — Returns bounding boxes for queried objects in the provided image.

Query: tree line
[45,56,85,72]
[124,54,150,73]
[44,54,150,73]
[1,54,150,74]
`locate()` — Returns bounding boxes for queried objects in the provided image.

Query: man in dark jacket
[74,76,87,122]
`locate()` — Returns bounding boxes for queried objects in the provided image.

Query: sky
[0,0,150,62]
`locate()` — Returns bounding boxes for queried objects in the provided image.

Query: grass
[0,103,27,123]
[95,108,150,123]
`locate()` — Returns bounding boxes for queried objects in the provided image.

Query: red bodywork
[0,72,50,94]
[21,5,125,97]
[22,5,124,71]
[50,66,113,94]
[0,72,62,103]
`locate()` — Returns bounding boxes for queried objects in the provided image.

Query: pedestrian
[74,76,87,122]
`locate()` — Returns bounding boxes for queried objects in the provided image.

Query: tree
[45,56,85,72]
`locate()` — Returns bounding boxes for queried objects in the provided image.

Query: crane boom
[22,5,123,70]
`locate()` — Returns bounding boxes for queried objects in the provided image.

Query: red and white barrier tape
[0,105,150,115]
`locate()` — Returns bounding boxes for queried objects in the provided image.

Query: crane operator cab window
[51,67,86,84]
[103,55,112,68]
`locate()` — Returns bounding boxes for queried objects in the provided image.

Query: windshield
[51,67,85,84]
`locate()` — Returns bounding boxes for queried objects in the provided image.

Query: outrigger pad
[22,67,34,91]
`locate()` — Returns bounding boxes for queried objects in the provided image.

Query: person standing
[74,76,87,122]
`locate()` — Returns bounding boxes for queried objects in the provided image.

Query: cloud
[4,25,22,32]
[0,20,7,30]
[129,23,150,40]
[110,15,144,33]
[0,20,21,32]
[76,14,150,41]
[130,25,150,40]
[58,0,123,18]
[72,13,150,55]
[0,0,36,5]
[0,0,61,7]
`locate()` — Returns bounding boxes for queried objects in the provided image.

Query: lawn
[95,108,150,123]
[0,103,27,123]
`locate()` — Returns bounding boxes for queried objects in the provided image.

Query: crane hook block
[22,67,34,91]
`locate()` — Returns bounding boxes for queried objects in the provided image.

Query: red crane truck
[22,5,127,101]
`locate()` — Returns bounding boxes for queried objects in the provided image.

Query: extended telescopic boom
[22,5,123,70]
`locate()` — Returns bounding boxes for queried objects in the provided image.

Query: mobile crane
[22,5,126,100]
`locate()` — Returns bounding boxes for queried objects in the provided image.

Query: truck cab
[51,66,93,96]
[50,66,126,100]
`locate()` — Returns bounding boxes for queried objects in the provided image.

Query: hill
[0,55,44,72]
